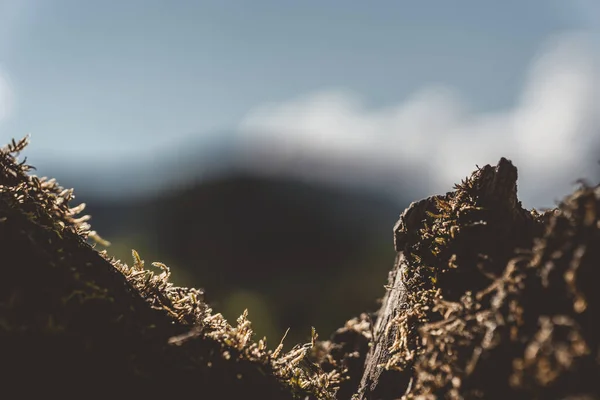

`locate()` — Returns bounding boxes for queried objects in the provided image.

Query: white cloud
[237,32,600,208]
[0,68,14,124]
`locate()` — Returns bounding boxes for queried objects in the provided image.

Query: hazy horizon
[1,1,599,208]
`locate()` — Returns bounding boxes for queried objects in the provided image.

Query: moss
[0,136,342,399]
[376,158,599,399]
[3,135,598,399]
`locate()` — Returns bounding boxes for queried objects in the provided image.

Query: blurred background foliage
[79,172,405,346]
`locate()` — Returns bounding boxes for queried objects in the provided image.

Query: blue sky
[0,1,598,206]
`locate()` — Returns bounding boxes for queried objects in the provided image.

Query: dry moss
[3,135,598,399]
[0,136,342,399]
[364,158,599,399]
[108,248,343,399]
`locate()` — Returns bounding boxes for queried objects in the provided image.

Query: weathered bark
[355,253,407,398]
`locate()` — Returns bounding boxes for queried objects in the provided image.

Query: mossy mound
[0,137,341,399]
[354,158,600,399]
[407,179,600,399]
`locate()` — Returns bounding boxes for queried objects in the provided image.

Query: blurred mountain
[37,128,423,204]
[36,130,240,200]
[80,172,409,345]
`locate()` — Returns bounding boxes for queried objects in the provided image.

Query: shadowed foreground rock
[1,137,598,399]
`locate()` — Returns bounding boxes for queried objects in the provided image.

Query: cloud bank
[0,68,13,125]
[236,32,600,209]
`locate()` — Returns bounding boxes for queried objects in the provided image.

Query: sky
[0,0,598,207]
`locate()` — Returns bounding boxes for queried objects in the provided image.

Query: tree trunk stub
[356,158,548,399]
